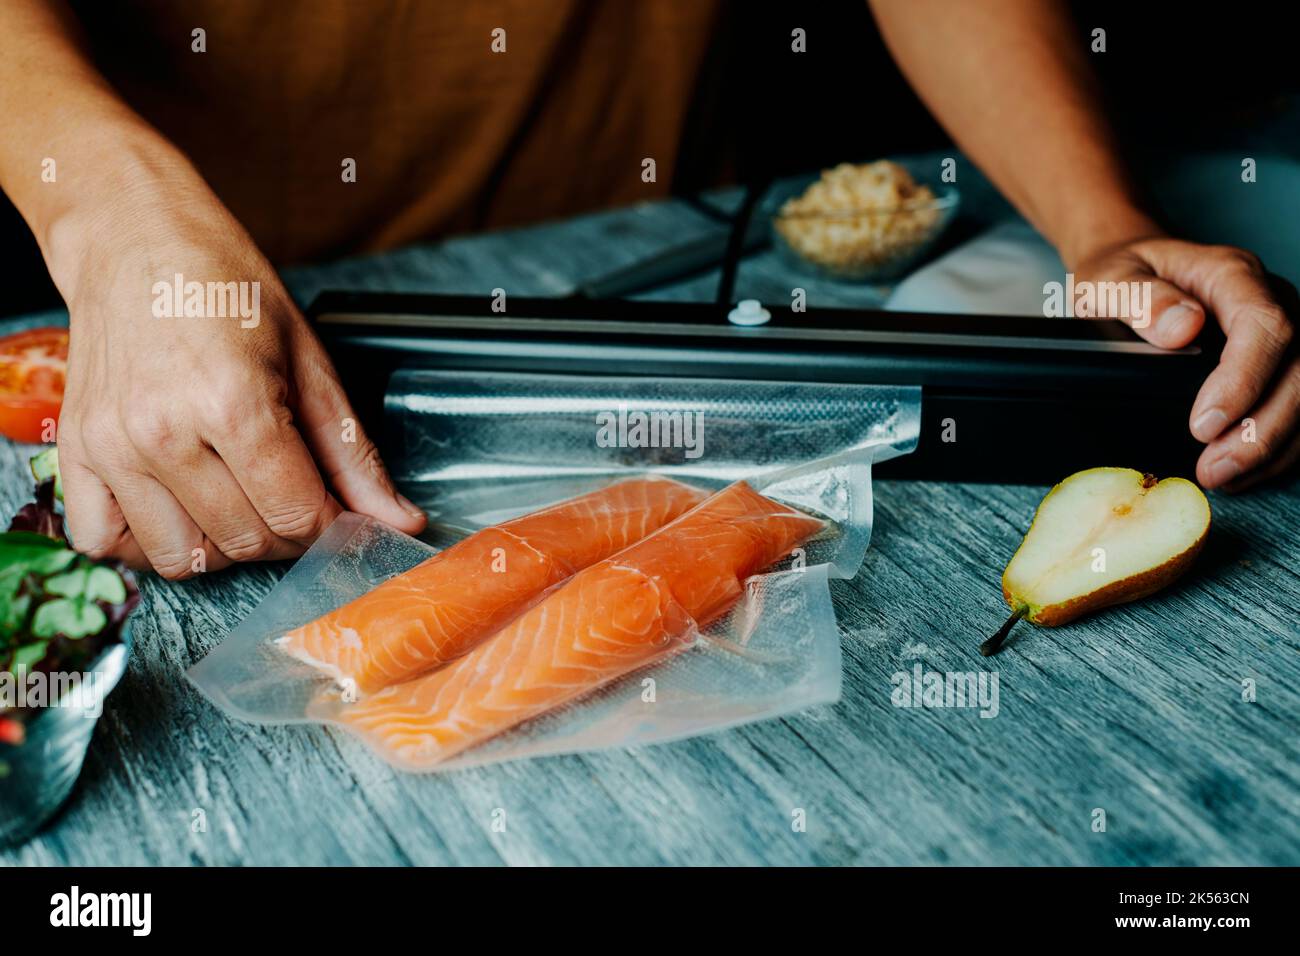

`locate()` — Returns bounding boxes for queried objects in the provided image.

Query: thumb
[1139,277,1206,349]
[292,351,426,534]
[1075,262,1205,349]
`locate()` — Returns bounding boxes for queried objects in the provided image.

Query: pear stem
[981,607,1025,657]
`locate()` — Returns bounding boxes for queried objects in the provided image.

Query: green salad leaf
[1,467,139,719]
[9,642,47,674]
[32,598,108,640]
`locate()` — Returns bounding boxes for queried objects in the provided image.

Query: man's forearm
[0,0,199,296]
[870,0,1160,267]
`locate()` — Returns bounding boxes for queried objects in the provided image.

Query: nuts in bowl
[771,161,958,281]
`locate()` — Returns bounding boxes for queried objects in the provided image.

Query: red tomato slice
[0,715,25,746]
[0,327,68,444]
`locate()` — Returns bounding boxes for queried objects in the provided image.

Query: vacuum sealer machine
[310,291,1217,484]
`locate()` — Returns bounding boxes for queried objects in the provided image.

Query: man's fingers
[1196,353,1300,490]
[1221,431,1300,493]
[1188,292,1294,442]
[1134,246,1295,443]
[200,393,343,545]
[1190,277,1289,442]
[292,350,425,533]
[99,469,232,578]
[59,449,148,567]
[145,444,307,563]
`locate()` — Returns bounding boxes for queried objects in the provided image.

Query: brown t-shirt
[70,0,724,264]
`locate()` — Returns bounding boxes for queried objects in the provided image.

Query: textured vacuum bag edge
[389,370,918,579]
[187,375,920,770]
[187,513,437,724]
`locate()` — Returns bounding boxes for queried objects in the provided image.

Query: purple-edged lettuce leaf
[8,476,65,541]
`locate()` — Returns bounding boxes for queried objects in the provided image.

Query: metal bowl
[0,626,131,847]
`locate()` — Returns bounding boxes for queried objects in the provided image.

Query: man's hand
[1074,237,1298,491]
[0,2,423,576]
[870,0,1297,491]
[49,162,425,578]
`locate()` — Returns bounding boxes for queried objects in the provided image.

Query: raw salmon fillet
[278,477,708,694]
[326,481,823,769]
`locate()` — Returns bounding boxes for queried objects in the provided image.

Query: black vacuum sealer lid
[310,291,1217,392]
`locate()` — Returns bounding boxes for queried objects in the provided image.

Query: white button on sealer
[727,299,771,326]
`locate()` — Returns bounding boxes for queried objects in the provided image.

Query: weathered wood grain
[2,196,1298,866]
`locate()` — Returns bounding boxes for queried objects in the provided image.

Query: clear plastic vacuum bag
[187,374,920,771]
[391,369,912,493]
[437,567,843,770]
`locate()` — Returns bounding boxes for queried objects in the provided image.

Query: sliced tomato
[0,715,24,746]
[0,327,68,444]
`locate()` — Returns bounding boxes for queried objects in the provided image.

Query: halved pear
[992,468,1210,645]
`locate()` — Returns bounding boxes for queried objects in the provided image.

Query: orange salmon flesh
[278,477,709,694]
[322,480,824,769]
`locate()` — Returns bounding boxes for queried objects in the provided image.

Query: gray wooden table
[3,195,1298,866]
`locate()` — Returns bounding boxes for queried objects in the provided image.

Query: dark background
[2,0,1297,318]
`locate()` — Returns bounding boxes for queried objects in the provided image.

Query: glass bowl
[0,626,131,847]
[766,175,959,283]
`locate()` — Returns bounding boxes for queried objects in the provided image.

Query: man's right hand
[48,157,425,578]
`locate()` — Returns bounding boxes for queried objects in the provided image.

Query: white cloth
[885,220,1063,317]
